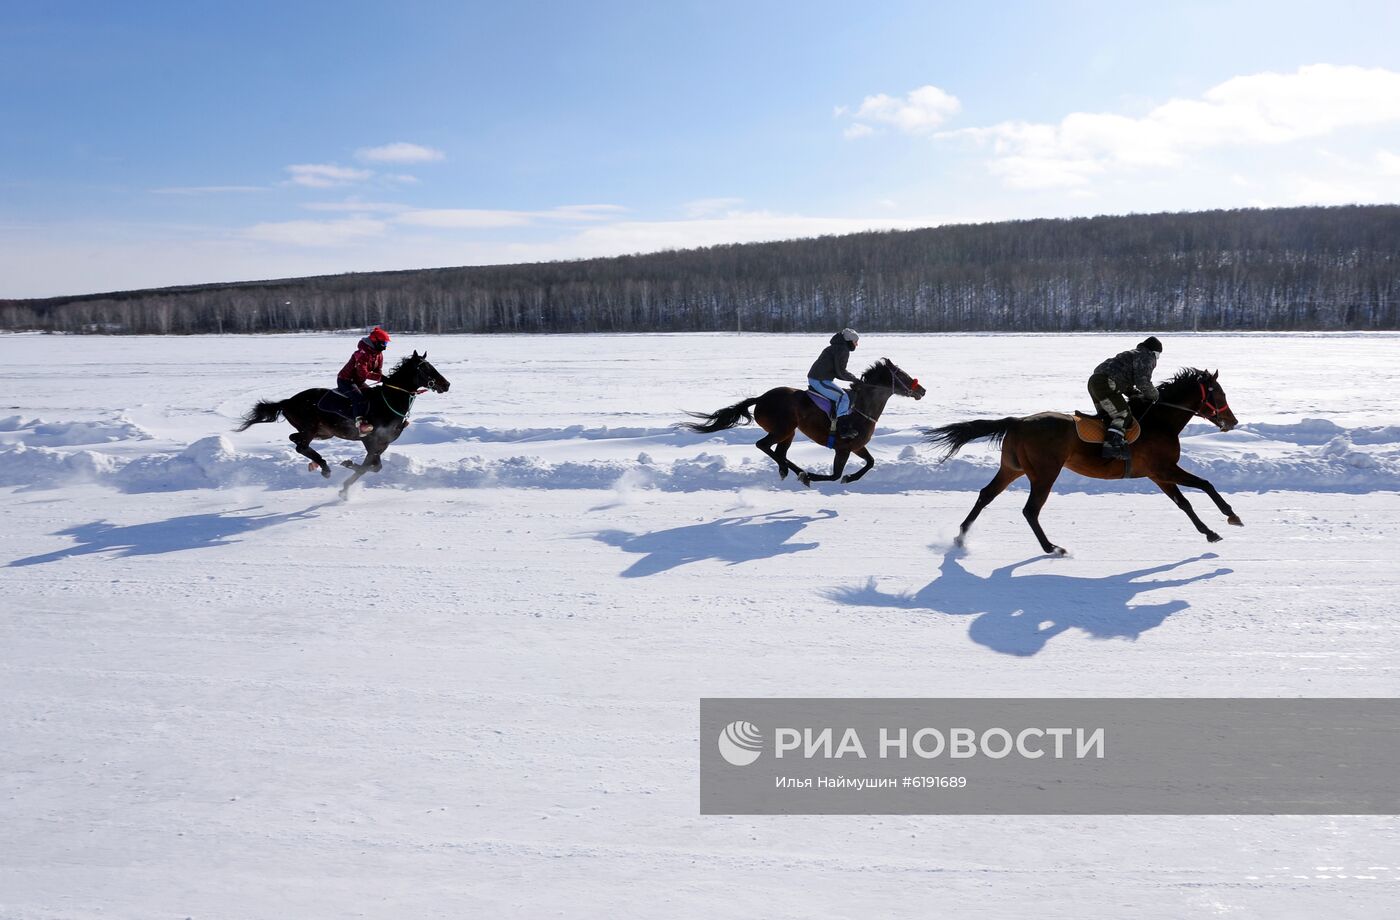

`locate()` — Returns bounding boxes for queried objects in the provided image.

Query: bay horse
[683,359,926,487]
[923,368,1240,554]
[236,351,450,496]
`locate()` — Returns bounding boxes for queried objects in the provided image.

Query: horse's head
[1161,368,1235,432]
[398,350,451,393]
[861,358,926,400]
[1199,369,1236,431]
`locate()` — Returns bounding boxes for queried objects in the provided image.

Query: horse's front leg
[798,449,850,486]
[841,446,875,483]
[1169,466,1242,526]
[1152,478,1222,543]
[339,440,386,496]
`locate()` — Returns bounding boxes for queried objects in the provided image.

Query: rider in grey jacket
[808,328,861,438]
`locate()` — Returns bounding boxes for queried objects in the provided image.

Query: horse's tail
[682,396,760,433]
[922,417,1018,461]
[235,399,287,431]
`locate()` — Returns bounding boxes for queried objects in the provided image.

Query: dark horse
[683,359,926,487]
[923,368,1241,554]
[235,351,450,496]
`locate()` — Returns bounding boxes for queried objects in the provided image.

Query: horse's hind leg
[772,435,806,480]
[1152,478,1222,543]
[1021,469,1066,556]
[1165,466,1242,526]
[756,430,803,481]
[291,432,331,478]
[955,464,1022,547]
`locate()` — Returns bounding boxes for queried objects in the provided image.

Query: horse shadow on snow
[8,502,333,567]
[827,549,1232,657]
[591,509,837,578]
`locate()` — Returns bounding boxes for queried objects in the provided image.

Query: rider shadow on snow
[591,509,837,578]
[8,502,332,567]
[827,548,1232,657]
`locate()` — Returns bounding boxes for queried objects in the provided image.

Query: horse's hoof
[340,460,356,469]
[320,467,331,479]
[797,473,811,488]
[307,462,317,472]
[1227,515,1243,526]
[953,535,965,549]
[1049,546,1068,557]
[1206,531,1223,543]
[840,475,853,484]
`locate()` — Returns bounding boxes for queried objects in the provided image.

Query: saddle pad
[1073,411,1141,444]
[806,389,835,416]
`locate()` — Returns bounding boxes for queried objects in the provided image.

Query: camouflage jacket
[1094,347,1159,401]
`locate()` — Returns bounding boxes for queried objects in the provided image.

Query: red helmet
[368,327,391,345]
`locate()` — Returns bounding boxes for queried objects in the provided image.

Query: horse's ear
[1212,369,1219,379]
[412,350,420,359]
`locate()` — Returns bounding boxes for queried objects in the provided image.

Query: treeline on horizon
[2,205,1397,334]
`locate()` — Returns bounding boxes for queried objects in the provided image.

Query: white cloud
[840,84,961,137]
[681,197,744,218]
[948,64,1400,189]
[394,204,629,229]
[285,163,373,188]
[301,199,410,213]
[556,210,937,256]
[395,209,535,229]
[356,142,446,163]
[539,204,628,221]
[243,217,386,246]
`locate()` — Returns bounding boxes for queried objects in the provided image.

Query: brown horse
[683,359,926,487]
[923,368,1241,554]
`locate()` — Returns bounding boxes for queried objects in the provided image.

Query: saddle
[1073,411,1140,445]
[316,389,356,419]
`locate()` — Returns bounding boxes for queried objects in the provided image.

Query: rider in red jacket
[337,327,390,433]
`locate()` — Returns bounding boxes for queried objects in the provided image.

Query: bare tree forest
[2,205,1397,334]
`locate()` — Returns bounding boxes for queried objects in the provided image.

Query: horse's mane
[386,354,420,376]
[859,358,896,384]
[1157,367,1213,397]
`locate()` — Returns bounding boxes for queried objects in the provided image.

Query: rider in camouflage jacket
[1087,336,1162,459]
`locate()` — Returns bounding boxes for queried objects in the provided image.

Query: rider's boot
[356,417,374,435]
[1101,427,1129,460]
[836,414,860,440]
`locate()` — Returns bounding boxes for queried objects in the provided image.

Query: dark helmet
[1138,336,1163,353]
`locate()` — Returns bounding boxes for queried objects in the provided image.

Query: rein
[374,379,419,419]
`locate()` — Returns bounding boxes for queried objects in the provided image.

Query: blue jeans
[808,378,849,417]
[336,379,367,418]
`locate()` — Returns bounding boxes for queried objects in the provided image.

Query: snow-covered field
[3,332,1399,919]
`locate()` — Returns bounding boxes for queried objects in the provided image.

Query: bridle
[849,369,918,423]
[1157,381,1230,427]
[373,361,442,419]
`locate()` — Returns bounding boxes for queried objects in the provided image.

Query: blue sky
[3,0,1399,296]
